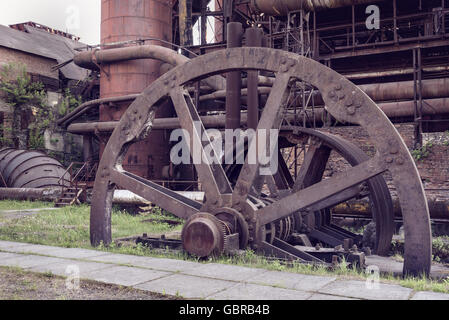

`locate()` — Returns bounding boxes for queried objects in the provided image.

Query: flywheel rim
[90,47,431,276]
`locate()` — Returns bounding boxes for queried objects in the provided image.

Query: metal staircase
[55,162,98,207]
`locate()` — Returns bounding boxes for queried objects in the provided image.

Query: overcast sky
[0,0,101,45]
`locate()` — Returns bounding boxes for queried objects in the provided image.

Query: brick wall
[317,124,449,190]
[282,123,449,205]
[0,46,58,80]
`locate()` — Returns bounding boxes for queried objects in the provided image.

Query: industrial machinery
[58,0,449,277]
[86,45,430,276]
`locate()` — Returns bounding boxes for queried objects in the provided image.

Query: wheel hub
[181,212,226,257]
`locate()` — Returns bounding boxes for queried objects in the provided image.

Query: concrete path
[0,240,448,300]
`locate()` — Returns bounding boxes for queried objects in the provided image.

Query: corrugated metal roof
[0,24,89,81]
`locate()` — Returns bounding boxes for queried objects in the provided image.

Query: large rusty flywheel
[90,48,432,276]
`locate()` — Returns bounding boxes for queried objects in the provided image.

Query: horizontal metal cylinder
[333,196,449,221]
[57,94,140,128]
[73,45,224,91]
[67,97,449,134]
[250,0,383,16]
[74,45,188,71]
[311,79,449,105]
[0,188,61,201]
[0,149,70,189]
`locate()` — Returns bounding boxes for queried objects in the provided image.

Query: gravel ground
[0,266,176,300]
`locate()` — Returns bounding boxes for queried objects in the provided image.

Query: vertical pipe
[226,22,243,130]
[313,11,317,59]
[201,0,208,46]
[417,48,423,145]
[352,5,355,48]
[393,0,398,43]
[245,27,263,130]
[179,0,193,50]
[83,135,93,162]
[215,0,224,43]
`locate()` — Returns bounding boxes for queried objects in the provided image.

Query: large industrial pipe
[0,188,61,201]
[246,27,264,130]
[57,94,140,128]
[73,45,189,71]
[250,0,384,16]
[67,97,449,134]
[208,78,449,106]
[309,78,449,106]
[226,22,244,130]
[0,149,69,188]
[73,45,225,91]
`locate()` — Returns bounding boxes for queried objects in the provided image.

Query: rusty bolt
[288,59,296,67]
[334,83,342,91]
[389,146,399,154]
[315,243,321,251]
[363,247,372,256]
[280,65,289,73]
[332,255,339,265]
[344,100,353,107]
[347,106,356,115]
[386,156,394,164]
[396,157,404,165]
[328,91,337,101]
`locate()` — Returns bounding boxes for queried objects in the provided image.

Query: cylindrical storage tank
[0,149,70,188]
[100,0,174,179]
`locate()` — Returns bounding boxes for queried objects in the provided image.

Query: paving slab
[0,241,33,251]
[134,274,235,299]
[2,243,67,255]
[247,270,336,292]
[0,252,22,261]
[182,263,268,282]
[83,265,172,287]
[318,280,413,300]
[307,293,359,300]
[411,291,449,300]
[36,247,109,260]
[88,253,199,273]
[209,283,311,300]
[366,255,449,280]
[29,259,114,277]
[0,254,69,269]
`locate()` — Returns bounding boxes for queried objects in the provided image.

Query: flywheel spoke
[109,169,201,220]
[258,156,387,226]
[169,88,233,203]
[293,141,331,191]
[232,72,291,204]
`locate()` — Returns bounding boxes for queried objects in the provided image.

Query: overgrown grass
[0,201,448,294]
[0,204,181,248]
[0,200,54,211]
